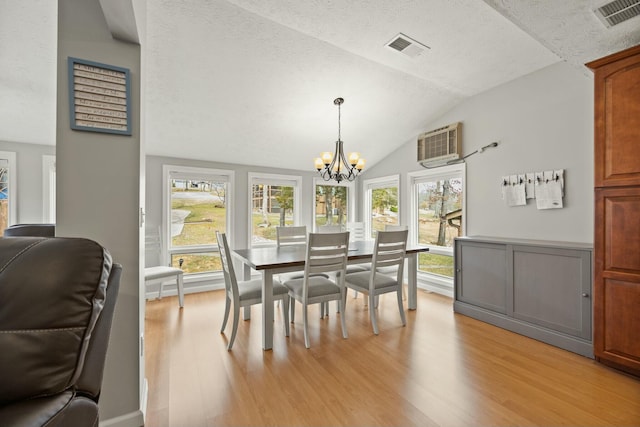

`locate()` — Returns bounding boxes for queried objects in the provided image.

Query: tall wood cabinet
[587,44,640,376]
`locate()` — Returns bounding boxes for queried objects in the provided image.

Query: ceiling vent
[594,0,640,27]
[386,33,430,58]
[417,122,461,168]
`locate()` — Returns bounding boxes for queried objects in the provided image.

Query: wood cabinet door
[594,187,640,375]
[588,45,640,188]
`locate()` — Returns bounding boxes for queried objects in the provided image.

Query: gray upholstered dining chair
[283,232,349,348]
[216,231,289,350]
[277,225,331,318]
[276,225,307,246]
[343,229,408,335]
[342,222,372,303]
[345,221,366,242]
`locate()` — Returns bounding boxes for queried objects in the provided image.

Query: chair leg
[228,302,240,350]
[397,287,406,326]
[320,302,325,318]
[290,298,296,323]
[369,293,379,335]
[177,273,185,308]
[303,304,310,349]
[339,298,348,339]
[157,280,163,300]
[221,294,231,333]
[282,297,290,337]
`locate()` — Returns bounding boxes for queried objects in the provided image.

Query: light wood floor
[145,289,640,426]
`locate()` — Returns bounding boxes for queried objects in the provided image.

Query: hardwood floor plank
[145,290,640,426]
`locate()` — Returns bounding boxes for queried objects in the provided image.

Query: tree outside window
[370,186,398,237]
[416,177,463,277]
[251,183,296,245]
[315,185,347,228]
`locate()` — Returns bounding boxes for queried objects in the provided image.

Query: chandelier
[314,97,365,183]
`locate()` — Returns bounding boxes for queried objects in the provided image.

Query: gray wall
[361,61,594,244]
[0,141,55,223]
[57,0,143,425]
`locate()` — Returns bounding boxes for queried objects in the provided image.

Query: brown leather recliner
[0,237,121,427]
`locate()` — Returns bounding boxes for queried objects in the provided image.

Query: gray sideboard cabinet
[454,236,593,358]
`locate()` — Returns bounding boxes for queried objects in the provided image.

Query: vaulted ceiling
[1,0,639,171]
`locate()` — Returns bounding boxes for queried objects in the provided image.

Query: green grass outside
[419,252,454,277]
[251,211,293,242]
[170,196,225,273]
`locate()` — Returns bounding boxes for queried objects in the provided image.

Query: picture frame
[68,57,131,136]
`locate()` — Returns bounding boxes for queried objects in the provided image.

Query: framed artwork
[68,57,131,135]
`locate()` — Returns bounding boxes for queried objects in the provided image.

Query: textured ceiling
[1,0,640,171]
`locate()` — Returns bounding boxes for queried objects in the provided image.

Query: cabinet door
[594,187,640,374]
[455,241,507,313]
[590,46,640,187]
[512,245,591,339]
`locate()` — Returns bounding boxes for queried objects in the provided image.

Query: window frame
[312,177,355,232]
[42,155,56,223]
[162,164,234,275]
[363,174,400,239]
[248,172,302,247]
[408,163,466,286]
[0,151,17,228]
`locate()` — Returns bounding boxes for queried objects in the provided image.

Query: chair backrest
[345,222,365,241]
[216,231,239,298]
[303,232,350,292]
[318,224,342,233]
[276,225,307,247]
[372,230,408,280]
[384,224,408,232]
[145,226,165,267]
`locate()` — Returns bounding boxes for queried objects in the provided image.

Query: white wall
[361,61,594,244]
[0,141,55,223]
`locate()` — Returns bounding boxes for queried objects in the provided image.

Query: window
[249,173,301,246]
[363,175,399,238]
[314,178,354,231]
[163,165,234,275]
[409,164,465,281]
[0,151,17,231]
[42,155,56,223]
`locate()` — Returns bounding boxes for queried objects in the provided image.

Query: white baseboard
[141,378,148,421]
[417,275,454,298]
[99,410,144,427]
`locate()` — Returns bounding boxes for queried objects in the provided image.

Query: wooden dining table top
[233,240,429,270]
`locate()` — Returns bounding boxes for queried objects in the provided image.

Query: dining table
[232,240,429,350]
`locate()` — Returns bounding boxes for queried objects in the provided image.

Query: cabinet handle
[582,293,590,298]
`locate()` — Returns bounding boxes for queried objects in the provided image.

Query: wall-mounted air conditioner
[417,122,461,168]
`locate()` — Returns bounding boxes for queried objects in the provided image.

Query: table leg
[262,270,274,350]
[407,253,417,310]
